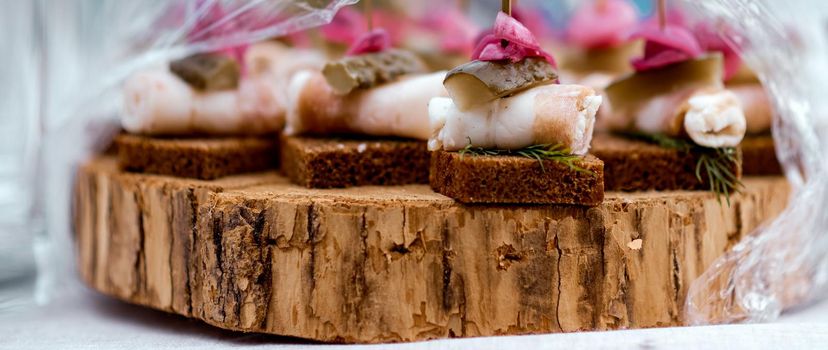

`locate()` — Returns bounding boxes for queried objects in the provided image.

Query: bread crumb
[627,239,643,250]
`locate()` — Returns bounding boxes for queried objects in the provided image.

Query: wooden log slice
[74,156,790,343]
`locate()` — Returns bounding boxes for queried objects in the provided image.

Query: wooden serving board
[73,156,790,343]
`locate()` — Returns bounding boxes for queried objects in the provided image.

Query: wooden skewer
[365,0,374,31]
[500,0,511,47]
[657,0,666,30]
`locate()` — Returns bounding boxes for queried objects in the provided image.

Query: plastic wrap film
[684,0,828,324]
[39,0,357,131]
[34,0,356,302]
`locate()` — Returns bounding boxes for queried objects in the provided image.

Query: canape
[282,28,445,188]
[428,11,604,205]
[592,20,746,200]
[118,41,323,179]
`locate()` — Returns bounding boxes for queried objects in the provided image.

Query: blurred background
[0,0,39,290]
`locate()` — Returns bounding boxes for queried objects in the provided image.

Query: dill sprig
[458,138,593,175]
[696,147,742,206]
[617,131,742,205]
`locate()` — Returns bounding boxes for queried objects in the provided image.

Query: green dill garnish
[696,147,742,206]
[458,137,592,174]
[617,131,742,205]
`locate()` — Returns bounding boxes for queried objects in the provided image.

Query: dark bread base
[741,135,782,175]
[280,135,429,188]
[115,133,279,180]
[590,134,742,192]
[429,150,604,205]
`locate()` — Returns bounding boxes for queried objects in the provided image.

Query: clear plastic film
[40,0,358,132]
[33,0,356,301]
[683,0,828,324]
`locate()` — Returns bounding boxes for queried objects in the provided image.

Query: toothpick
[365,0,374,31]
[657,0,666,30]
[500,0,511,47]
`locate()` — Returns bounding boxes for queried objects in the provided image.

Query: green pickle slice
[169,53,240,91]
[322,49,426,95]
[605,54,725,114]
[443,58,558,111]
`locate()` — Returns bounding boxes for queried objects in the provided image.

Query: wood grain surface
[73,156,790,343]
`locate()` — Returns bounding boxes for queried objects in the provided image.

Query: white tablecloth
[2,281,828,350]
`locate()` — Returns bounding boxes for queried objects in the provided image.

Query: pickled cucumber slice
[560,41,642,75]
[443,58,557,111]
[605,54,724,114]
[169,53,240,91]
[322,49,426,95]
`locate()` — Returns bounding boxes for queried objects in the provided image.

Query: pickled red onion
[321,7,365,45]
[630,24,703,71]
[372,9,410,47]
[471,12,556,66]
[512,7,552,43]
[323,8,409,49]
[567,0,638,49]
[346,29,391,56]
[694,23,741,80]
[421,7,478,55]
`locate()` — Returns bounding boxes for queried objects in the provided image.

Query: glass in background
[0,0,38,285]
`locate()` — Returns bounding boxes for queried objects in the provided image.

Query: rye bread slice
[741,135,782,175]
[591,134,742,191]
[280,135,429,188]
[115,133,278,180]
[429,150,604,205]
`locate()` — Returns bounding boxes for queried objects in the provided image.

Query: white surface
[1,283,828,350]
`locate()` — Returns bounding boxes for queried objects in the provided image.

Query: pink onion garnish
[567,0,638,49]
[512,7,552,41]
[284,30,313,48]
[372,9,409,47]
[321,7,365,46]
[421,7,479,55]
[471,12,556,66]
[321,8,408,48]
[643,7,689,28]
[694,23,741,80]
[346,29,391,56]
[630,24,703,72]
